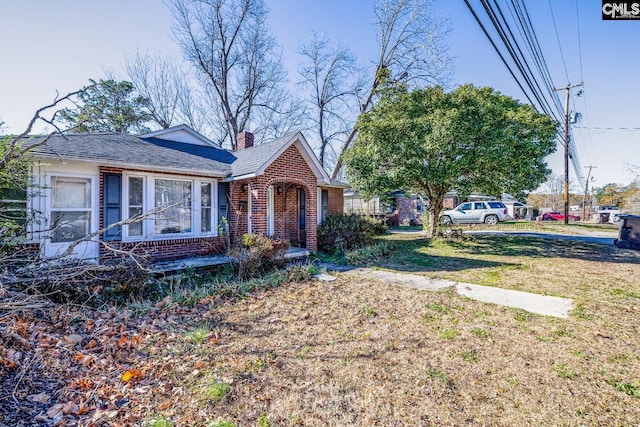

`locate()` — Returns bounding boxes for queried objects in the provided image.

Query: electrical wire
[548,0,570,83]
[463,0,586,187]
[462,0,537,108]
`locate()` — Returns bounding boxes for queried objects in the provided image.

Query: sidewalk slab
[333,266,573,318]
[455,282,573,318]
[349,268,454,291]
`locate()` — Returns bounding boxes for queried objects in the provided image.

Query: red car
[541,211,580,221]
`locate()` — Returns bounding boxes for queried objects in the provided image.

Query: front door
[298,187,306,247]
[44,175,99,260]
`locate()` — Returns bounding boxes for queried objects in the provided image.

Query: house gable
[140,125,216,147]
[230,132,330,183]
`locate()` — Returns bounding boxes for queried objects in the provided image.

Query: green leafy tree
[595,182,640,212]
[58,79,151,134]
[343,84,558,236]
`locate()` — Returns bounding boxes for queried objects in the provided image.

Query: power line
[548,0,570,82]
[462,0,537,108]
[463,1,586,188]
[575,126,640,131]
[480,0,559,119]
[575,0,585,83]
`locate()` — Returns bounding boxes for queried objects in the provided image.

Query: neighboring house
[502,200,533,220]
[24,126,345,263]
[344,190,425,226]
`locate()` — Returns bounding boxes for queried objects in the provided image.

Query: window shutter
[103,173,122,241]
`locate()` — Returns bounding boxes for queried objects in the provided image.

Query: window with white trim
[122,173,216,240]
[201,182,213,233]
[50,176,91,243]
[128,176,144,237]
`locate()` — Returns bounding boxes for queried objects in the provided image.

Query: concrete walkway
[321,266,573,319]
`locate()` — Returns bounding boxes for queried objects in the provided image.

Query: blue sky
[2,0,639,189]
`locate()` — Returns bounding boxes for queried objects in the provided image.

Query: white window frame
[123,174,146,240]
[197,180,217,236]
[122,172,218,241]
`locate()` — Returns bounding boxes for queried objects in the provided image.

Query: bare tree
[330,0,451,179]
[125,51,183,129]
[125,50,223,138]
[298,32,362,168]
[169,0,294,149]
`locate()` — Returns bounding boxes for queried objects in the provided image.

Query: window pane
[128,207,143,236]
[201,208,212,233]
[52,211,90,243]
[155,179,192,234]
[201,183,212,232]
[52,177,90,208]
[129,177,143,205]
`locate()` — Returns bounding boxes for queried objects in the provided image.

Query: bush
[228,234,290,280]
[317,214,387,254]
[346,242,392,265]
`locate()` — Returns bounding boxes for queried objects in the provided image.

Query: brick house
[26,126,345,263]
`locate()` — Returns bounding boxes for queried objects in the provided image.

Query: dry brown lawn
[2,230,640,426]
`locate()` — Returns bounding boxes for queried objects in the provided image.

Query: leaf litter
[0,238,639,426]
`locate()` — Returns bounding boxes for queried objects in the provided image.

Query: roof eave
[30,153,229,178]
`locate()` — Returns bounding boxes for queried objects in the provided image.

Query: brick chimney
[236,131,254,150]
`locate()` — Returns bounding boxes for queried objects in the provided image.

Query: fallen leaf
[117,336,128,348]
[28,392,51,404]
[62,334,83,346]
[46,403,65,418]
[83,339,98,350]
[122,368,144,382]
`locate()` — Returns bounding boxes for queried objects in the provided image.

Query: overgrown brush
[228,234,290,280]
[317,214,387,254]
[346,242,392,265]
[2,259,156,306]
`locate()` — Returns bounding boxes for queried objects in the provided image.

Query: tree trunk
[426,206,442,238]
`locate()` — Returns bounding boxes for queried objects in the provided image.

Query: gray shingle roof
[27,133,235,176]
[25,131,307,180]
[231,132,298,177]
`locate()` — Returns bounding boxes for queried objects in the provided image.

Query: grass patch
[9,230,640,426]
[471,328,490,338]
[439,328,459,340]
[202,376,230,402]
[609,378,639,396]
[346,242,392,265]
[185,327,212,345]
[552,364,578,379]
[146,416,173,427]
[298,345,312,360]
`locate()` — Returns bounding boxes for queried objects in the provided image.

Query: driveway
[464,229,617,246]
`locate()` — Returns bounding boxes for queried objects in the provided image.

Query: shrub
[345,242,391,265]
[228,234,290,280]
[317,214,387,254]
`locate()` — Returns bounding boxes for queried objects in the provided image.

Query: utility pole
[582,165,596,221]
[555,82,584,224]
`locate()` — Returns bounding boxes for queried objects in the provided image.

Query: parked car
[440,201,510,225]
[541,211,580,221]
